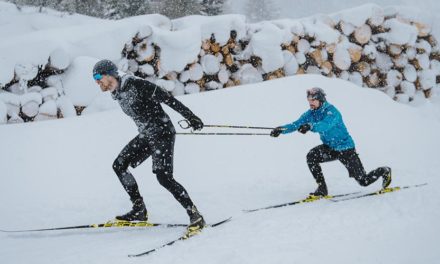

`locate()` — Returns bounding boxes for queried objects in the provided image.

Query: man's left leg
[152,133,205,229]
[338,149,391,188]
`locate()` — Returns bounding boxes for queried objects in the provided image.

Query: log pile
[0,49,70,124]
[1,7,439,124]
[121,10,439,105]
[119,29,243,95]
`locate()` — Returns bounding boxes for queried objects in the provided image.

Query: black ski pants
[112,132,194,212]
[306,144,385,187]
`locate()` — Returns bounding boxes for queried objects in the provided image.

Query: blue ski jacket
[281,102,355,151]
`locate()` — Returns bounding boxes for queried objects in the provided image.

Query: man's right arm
[132,78,194,118]
[281,111,311,134]
[134,78,203,129]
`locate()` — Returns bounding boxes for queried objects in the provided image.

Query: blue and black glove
[298,124,311,134]
[270,127,284,137]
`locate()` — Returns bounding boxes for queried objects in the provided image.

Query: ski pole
[176,132,270,136]
[178,120,275,130]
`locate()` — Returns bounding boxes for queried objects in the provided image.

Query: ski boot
[382,167,392,189]
[309,182,328,198]
[115,198,148,222]
[186,205,205,236]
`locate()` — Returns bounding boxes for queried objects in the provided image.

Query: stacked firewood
[1,9,439,124]
[0,48,74,124]
[121,12,439,104]
[119,29,242,96]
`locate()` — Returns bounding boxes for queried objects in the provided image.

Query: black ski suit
[111,74,199,212]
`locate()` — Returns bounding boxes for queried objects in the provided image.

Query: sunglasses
[93,73,103,81]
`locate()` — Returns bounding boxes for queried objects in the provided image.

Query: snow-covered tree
[7,0,152,19]
[57,0,78,14]
[10,0,99,16]
[74,0,103,18]
[9,0,51,10]
[200,0,224,16]
[160,0,202,19]
[105,0,151,19]
[245,0,280,22]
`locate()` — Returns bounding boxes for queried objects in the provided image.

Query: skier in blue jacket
[270,87,392,196]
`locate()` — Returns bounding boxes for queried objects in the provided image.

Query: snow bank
[172,14,247,45]
[302,18,340,44]
[380,18,418,45]
[63,56,101,107]
[0,100,7,124]
[151,26,201,73]
[333,4,383,26]
[81,92,119,115]
[248,22,284,73]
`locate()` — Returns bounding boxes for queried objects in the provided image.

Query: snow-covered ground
[1,74,439,264]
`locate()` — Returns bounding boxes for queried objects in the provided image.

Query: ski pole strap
[176,132,270,136]
[178,120,192,129]
[204,124,275,130]
[178,120,275,130]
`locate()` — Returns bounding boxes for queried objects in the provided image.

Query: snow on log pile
[120,5,439,105]
[0,4,439,124]
[0,48,70,123]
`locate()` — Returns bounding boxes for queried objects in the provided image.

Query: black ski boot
[382,167,392,189]
[187,205,205,232]
[115,198,148,222]
[309,182,328,197]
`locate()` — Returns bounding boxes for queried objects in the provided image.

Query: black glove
[298,124,311,134]
[270,127,284,137]
[188,116,204,131]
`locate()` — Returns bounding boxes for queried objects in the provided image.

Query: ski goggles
[93,73,103,81]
